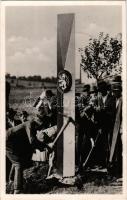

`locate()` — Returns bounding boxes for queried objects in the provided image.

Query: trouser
[77,118,97,173]
[107,133,122,176]
[9,163,23,191]
[98,127,113,168]
[6,151,23,191]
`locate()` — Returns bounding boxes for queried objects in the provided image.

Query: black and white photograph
[0,1,126,198]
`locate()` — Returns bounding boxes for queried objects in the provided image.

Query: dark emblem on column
[58,70,72,93]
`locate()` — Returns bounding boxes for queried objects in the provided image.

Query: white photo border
[0,1,126,200]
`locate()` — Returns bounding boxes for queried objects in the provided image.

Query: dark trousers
[76,116,97,173]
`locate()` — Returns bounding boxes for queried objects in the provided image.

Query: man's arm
[6,120,33,144]
[7,122,26,139]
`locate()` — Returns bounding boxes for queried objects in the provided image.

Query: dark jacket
[96,93,116,131]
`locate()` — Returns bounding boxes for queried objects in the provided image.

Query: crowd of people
[75,76,122,177]
[6,75,122,194]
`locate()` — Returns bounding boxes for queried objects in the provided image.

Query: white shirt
[102,94,108,106]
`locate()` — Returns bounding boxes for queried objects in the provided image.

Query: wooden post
[57,13,75,177]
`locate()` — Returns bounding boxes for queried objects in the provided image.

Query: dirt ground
[6,163,122,194]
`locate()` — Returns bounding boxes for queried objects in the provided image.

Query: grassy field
[9,87,56,112]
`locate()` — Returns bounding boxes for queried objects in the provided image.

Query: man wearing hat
[95,81,116,168]
[6,118,37,193]
[108,76,122,176]
[76,84,97,174]
[80,84,90,107]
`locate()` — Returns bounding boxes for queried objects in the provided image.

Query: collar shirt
[98,93,108,108]
[102,94,108,106]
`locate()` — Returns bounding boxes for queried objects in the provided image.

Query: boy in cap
[6,119,36,193]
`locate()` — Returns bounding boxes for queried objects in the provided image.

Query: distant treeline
[6,73,57,83]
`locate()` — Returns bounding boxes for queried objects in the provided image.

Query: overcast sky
[6,6,122,79]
